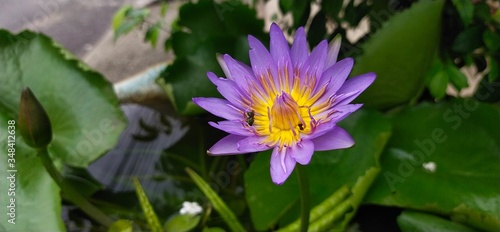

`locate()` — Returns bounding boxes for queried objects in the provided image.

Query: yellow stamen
[249,66,334,148]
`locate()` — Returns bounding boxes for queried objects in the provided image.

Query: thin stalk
[296,165,310,232]
[198,124,207,179]
[38,148,114,227]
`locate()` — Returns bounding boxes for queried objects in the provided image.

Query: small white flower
[422,162,437,173]
[179,201,203,215]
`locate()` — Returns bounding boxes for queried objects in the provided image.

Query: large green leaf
[0,114,63,231]
[244,110,392,230]
[365,100,500,231]
[0,30,126,166]
[352,0,445,109]
[160,0,265,115]
[398,210,478,232]
[0,30,126,231]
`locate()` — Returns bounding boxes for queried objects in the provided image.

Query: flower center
[249,91,315,148]
[247,70,330,148]
[270,92,305,132]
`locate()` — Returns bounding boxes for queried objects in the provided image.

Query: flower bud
[18,87,53,149]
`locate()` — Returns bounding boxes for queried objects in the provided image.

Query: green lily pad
[365,100,500,231]
[398,210,478,232]
[0,30,126,231]
[352,0,445,109]
[245,110,392,230]
[0,122,64,231]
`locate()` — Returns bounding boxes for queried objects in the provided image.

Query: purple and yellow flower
[193,23,375,185]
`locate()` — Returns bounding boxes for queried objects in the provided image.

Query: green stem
[308,199,353,232]
[296,165,310,232]
[277,185,351,232]
[198,123,208,179]
[38,148,114,227]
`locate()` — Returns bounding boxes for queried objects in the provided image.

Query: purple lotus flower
[193,23,375,185]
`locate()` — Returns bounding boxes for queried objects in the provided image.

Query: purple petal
[270,23,294,90]
[302,120,336,140]
[237,136,271,153]
[270,23,291,63]
[270,146,297,185]
[290,139,315,165]
[306,40,328,80]
[312,103,361,123]
[208,121,254,136]
[336,72,376,105]
[223,54,255,89]
[312,126,354,151]
[330,104,363,122]
[216,54,231,79]
[208,134,248,155]
[192,97,241,120]
[324,35,342,70]
[332,91,358,106]
[290,27,308,69]
[317,58,354,96]
[248,35,280,88]
[207,72,249,108]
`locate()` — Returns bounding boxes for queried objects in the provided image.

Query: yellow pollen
[252,90,314,148]
[249,68,332,148]
[271,92,303,131]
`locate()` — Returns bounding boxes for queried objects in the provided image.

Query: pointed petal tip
[366,72,377,82]
[216,54,224,65]
[192,98,241,120]
[351,72,377,90]
[328,35,342,49]
[333,57,354,71]
[342,57,354,65]
[270,22,281,31]
[317,39,328,49]
[208,134,249,155]
[355,71,376,80]
[325,35,343,68]
[207,71,218,80]
[272,179,285,185]
[270,170,288,185]
[192,97,201,104]
[270,23,286,42]
[293,27,306,40]
[247,35,260,49]
[346,142,355,148]
[333,34,342,41]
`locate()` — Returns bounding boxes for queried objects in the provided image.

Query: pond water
[64,102,197,231]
